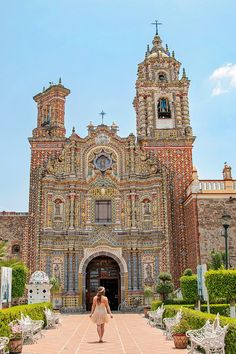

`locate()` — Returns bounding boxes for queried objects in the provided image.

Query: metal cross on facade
[151,20,162,35]
[99,110,106,124]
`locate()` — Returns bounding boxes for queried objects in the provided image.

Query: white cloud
[210,63,236,96]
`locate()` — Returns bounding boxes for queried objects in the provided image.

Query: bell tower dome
[134,33,193,141]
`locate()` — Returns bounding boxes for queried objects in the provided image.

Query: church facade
[1,32,236,310]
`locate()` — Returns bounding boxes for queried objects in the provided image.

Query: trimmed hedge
[205,270,236,301]
[0,302,51,337]
[163,305,236,354]
[180,275,198,303]
[201,304,232,317]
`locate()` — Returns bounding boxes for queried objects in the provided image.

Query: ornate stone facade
[1,32,235,309]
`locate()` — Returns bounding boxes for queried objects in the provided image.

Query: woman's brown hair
[96,286,105,305]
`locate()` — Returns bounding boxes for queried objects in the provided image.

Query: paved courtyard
[22,313,188,354]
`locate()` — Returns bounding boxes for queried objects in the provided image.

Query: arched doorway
[86,256,121,310]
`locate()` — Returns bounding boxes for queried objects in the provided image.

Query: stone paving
[22,313,188,354]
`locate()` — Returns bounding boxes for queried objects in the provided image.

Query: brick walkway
[22,314,188,354]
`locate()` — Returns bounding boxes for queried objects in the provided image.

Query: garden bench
[0,337,9,354]
[147,304,165,328]
[186,315,228,354]
[44,307,60,329]
[18,313,44,343]
[163,308,183,340]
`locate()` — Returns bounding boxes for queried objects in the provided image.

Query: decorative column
[46,193,53,228]
[133,252,137,290]
[128,253,132,290]
[130,190,137,229]
[115,197,121,230]
[181,93,190,126]
[138,96,146,137]
[146,95,154,137]
[70,141,76,175]
[129,139,135,174]
[69,192,75,229]
[175,94,182,128]
[85,196,92,230]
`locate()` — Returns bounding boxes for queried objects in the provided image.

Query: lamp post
[221,211,232,269]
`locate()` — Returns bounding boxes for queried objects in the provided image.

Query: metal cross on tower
[99,110,106,124]
[151,20,162,35]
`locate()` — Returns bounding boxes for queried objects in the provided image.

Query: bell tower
[134,29,195,280]
[33,79,70,139]
[134,34,193,140]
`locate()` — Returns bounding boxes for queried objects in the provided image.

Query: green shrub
[0,303,51,338]
[200,304,232,317]
[180,275,198,303]
[205,270,236,302]
[12,264,28,299]
[183,268,193,276]
[163,305,236,354]
[164,298,194,305]
[156,272,174,301]
[150,300,163,311]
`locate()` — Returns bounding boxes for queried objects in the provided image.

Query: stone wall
[0,212,28,258]
[197,198,236,268]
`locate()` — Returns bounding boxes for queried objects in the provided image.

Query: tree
[156,272,174,301]
[0,258,28,302]
[50,277,61,293]
[0,241,7,261]
[209,251,225,270]
[143,286,153,306]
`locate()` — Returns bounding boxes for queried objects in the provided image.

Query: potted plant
[143,286,153,317]
[172,319,190,349]
[50,277,62,310]
[8,321,23,354]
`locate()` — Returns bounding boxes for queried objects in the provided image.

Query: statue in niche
[55,200,61,216]
[144,263,154,283]
[53,263,61,283]
[143,200,151,215]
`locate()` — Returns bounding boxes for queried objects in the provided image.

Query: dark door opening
[86,256,120,311]
[100,278,119,310]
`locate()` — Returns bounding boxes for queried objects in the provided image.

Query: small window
[95,200,112,223]
[12,244,20,255]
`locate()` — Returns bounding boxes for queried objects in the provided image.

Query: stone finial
[182,68,186,78]
[72,126,75,133]
[223,162,232,180]
[59,77,62,84]
[172,50,175,58]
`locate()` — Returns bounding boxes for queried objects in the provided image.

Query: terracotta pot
[9,338,23,354]
[143,306,151,318]
[173,333,188,349]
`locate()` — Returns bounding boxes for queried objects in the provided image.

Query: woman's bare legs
[97,325,102,342]
[101,323,105,340]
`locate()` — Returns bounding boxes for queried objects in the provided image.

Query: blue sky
[0,0,236,211]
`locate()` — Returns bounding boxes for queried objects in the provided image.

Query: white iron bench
[163,308,183,340]
[147,304,165,328]
[44,307,60,329]
[0,337,9,354]
[186,314,228,354]
[18,313,44,343]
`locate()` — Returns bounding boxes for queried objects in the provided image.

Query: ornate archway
[78,246,128,309]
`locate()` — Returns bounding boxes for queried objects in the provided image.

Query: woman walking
[89,286,113,342]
